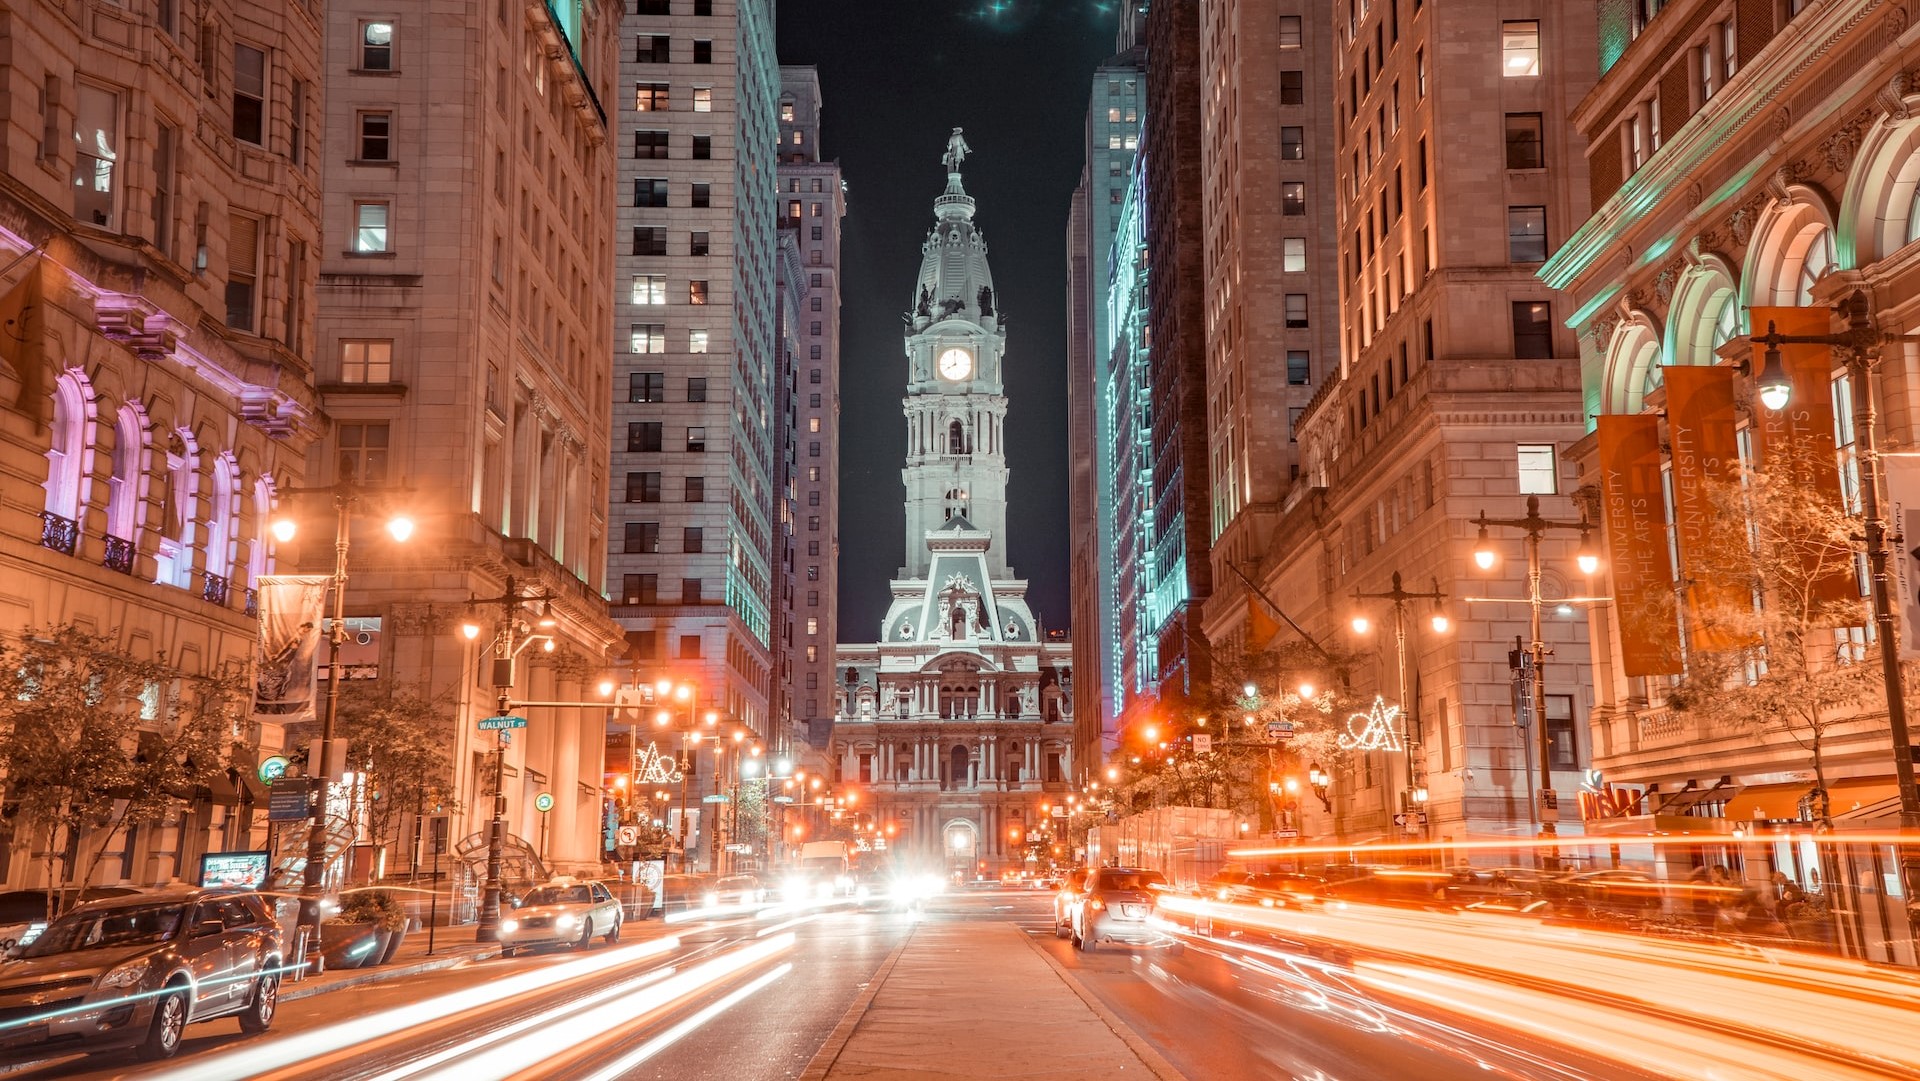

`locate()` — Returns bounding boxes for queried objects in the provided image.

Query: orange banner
[1749,306,1854,606]
[1662,365,1751,650]
[1598,414,1681,676]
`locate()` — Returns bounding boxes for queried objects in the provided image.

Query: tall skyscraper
[833,133,1073,876]
[1138,0,1213,721]
[612,0,779,754]
[0,0,323,883]
[1066,26,1144,783]
[775,66,844,754]
[1244,3,1597,842]
[309,0,622,876]
[1196,1,1340,576]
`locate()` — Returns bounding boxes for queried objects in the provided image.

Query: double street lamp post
[270,484,414,947]
[1471,498,1600,847]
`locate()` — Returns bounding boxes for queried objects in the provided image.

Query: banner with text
[252,575,330,723]
[1749,306,1855,606]
[1662,364,1753,651]
[1598,414,1681,675]
[1884,454,1920,660]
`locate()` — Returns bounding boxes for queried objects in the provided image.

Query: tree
[1673,449,1881,825]
[0,624,241,908]
[304,681,461,856]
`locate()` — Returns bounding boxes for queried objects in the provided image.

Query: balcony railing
[202,572,231,608]
[102,534,134,574]
[39,512,77,555]
[245,587,259,618]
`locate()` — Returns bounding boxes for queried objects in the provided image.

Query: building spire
[936,127,977,222]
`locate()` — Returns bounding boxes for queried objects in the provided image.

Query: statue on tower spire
[943,127,972,173]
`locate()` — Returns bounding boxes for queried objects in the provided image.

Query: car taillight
[1089,898,1104,910]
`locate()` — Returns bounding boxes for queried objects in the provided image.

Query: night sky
[775,1,1119,642]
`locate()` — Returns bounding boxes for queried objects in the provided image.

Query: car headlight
[703,892,720,909]
[99,959,148,991]
[555,914,577,930]
[854,885,872,903]
[500,918,520,933]
[816,882,833,899]
[835,875,852,890]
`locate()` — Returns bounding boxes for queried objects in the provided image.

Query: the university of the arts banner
[1597,414,1681,675]
[252,575,330,724]
[1883,454,1920,661]
[1662,364,1751,650]
[1749,305,1854,605]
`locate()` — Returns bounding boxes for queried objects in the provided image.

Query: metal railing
[38,512,77,555]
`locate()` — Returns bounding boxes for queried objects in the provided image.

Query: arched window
[204,455,238,593]
[1603,317,1664,415]
[154,430,199,590]
[1745,200,1839,307]
[949,745,970,789]
[41,373,93,552]
[948,420,967,455]
[1795,226,1835,305]
[106,406,146,542]
[247,476,275,603]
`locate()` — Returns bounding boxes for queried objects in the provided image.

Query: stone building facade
[609,0,779,759]
[774,66,843,755]
[306,0,624,880]
[1223,1,1600,844]
[833,137,1073,878]
[1542,0,1920,931]
[0,0,322,884]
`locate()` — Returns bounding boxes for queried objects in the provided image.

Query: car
[1052,869,1089,939]
[1071,867,1176,952]
[1542,870,1668,921]
[0,888,145,954]
[1235,872,1329,908]
[499,879,623,956]
[1435,867,1546,909]
[707,875,766,907]
[1320,867,1454,908]
[0,888,283,1061]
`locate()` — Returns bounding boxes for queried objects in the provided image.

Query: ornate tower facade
[900,130,1011,579]
[832,132,1073,878]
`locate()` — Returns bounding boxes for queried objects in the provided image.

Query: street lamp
[1351,571,1449,840]
[1470,496,1596,844]
[274,483,414,948]
[1306,764,1332,812]
[1747,293,1920,935]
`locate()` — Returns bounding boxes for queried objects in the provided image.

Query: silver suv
[0,888,283,1060]
[1071,868,1176,952]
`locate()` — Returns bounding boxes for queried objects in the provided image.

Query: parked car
[1052,869,1089,938]
[499,879,623,956]
[1071,867,1176,952]
[0,888,145,954]
[1320,867,1453,908]
[0,888,283,1061]
[1235,872,1329,908]
[1434,867,1544,909]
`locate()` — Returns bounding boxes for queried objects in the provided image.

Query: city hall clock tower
[900,127,1010,579]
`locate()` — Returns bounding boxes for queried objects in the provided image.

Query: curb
[282,946,498,1002]
[795,930,914,1081]
[1023,933,1191,1081]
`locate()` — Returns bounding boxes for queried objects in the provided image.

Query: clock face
[937,347,974,381]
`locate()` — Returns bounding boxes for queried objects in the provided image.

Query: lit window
[693,87,712,112]
[360,21,393,70]
[1283,237,1306,273]
[632,275,666,305]
[630,323,666,353]
[1516,444,1557,494]
[1502,21,1540,77]
[689,329,709,353]
[807,618,818,635]
[353,201,389,252]
[780,100,795,121]
[1507,206,1547,262]
[340,340,393,383]
[71,84,120,228]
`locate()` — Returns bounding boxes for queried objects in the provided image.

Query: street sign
[1392,812,1429,828]
[616,824,640,847]
[534,793,555,813]
[772,795,795,804]
[1267,721,1295,741]
[479,715,529,731]
[702,794,729,804]
[267,780,312,822]
[1051,804,1067,818]
[724,843,752,854]
[1191,734,1213,754]
[257,755,290,783]
[1275,829,1299,839]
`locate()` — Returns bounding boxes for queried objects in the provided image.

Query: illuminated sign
[1336,696,1405,753]
[637,742,684,784]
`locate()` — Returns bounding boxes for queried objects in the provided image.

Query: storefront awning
[1723,778,1899,823]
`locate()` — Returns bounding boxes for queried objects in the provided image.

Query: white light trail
[577,962,794,1081]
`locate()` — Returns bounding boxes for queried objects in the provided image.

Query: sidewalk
[282,923,502,1002]
[803,923,1186,1081]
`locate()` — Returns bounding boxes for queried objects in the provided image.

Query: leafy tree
[0,625,241,908]
[296,681,461,855]
[1672,448,1882,825]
